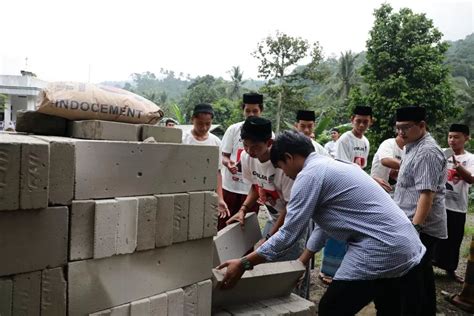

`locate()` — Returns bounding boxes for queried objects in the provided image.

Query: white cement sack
[37,82,164,124]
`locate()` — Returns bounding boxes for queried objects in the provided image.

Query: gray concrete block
[16,110,68,136]
[34,136,75,205]
[188,192,205,240]
[203,192,218,238]
[0,138,21,211]
[173,193,189,243]
[94,199,119,259]
[155,194,174,248]
[12,271,41,316]
[149,293,167,316]
[223,304,266,316]
[183,284,198,316]
[282,294,315,315]
[74,141,218,199]
[213,212,262,266]
[0,278,12,316]
[140,125,182,143]
[130,298,150,315]
[197,280,212,316]
[212,310,232,316]
[68,238,213,316]
[70,200,95,261]
[19,136,49,209]
[137,196,157,251]
[212,261,305,307]
[69,120,141,141]
[110,304,130,316]
[116,197,138,255]
[259,298,291,315]
[41,267,67,316]
[166,289,184,316]
[0,207,68,277]
[90,310,111,316]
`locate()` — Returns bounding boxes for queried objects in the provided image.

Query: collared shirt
[257,153,425,280]
[394,133,447,239]
[324,140,337,158]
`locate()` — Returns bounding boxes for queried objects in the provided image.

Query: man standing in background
[294,110,330,157]
[394,106,447,315]
[371,134,405,194]
[433,124,473,283]
[324,128,340,158]
[220,93,263,230]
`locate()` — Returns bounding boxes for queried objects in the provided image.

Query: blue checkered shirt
[257,153,425,280]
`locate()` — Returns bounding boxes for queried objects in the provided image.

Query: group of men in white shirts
[180,93,474,315]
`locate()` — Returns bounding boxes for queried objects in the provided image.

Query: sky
[1,0,473,83]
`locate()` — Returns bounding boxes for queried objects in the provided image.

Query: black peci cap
[396,106,426,122]
[296,110,316,122]
[449,123,470,135]
[243,92,263,105]
[241,116,272,142]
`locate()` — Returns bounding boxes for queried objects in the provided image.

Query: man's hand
[372,176,392,192]
[218,199,230,218]
[389,169,399,181]
[226,209,246,227]
[217,259,244,289]
[226,160,238,174]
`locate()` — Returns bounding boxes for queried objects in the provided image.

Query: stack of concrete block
[0,117,219,316]
[211,217,316,315]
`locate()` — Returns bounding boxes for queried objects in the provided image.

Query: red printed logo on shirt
[354,156,365,167]
[447,169,461,185]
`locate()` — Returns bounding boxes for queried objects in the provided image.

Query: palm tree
[337,51,357,100]
[228,66,246,99]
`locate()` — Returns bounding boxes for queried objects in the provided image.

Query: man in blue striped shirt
[219,130,426,315]
[394,106,448,315]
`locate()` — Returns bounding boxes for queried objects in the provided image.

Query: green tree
[360,4,458,147]
[337,51,357,101]
[228,66,246,99]
[253,31,325,132]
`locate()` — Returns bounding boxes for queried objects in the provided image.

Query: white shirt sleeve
[240,152,253,185]
[277,170,294,203]
[221,124,235,155]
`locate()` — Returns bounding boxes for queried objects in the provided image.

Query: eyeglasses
[394,123,416,133]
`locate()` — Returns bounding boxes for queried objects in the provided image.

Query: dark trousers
[433,210,466,272]
[318,263,423,316]
[416,233,440,316]
[218,189,258,230]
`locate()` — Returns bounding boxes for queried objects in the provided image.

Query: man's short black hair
[270,130,315,166]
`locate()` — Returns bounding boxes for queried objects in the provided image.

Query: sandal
[318,272,333,285]
[443,291,474,313]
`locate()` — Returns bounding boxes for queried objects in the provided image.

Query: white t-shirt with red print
[240,151,294,222]
[221,121,251,194]
[335,131,370,168]
[445,151,474,213]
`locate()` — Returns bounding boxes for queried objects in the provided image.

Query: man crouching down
[218,130,427,316]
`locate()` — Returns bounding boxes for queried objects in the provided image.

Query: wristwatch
[413,223,422,233]
[240,257,254,270]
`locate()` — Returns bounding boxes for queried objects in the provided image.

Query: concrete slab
[283,293,316,315]
[188,192,205,240]
[155,194,174,248]
[184,284,198,316]
[0,207,68,277]
[68,238,213,316]
[259,298,291,315]
[74,141,218,199]
[223,304,266,316]
[68,120,141,141]
[166,289,184,316]
[197,280,212,316]
[212,261,305,307]
[41,267,67,316]
[19,136,49,209]
[203,192,218,238]
[94,199,119,259]
[115,197,138,255]
[0,278,12,316]
[213,212,262,266]
[271,297,310,316]
[70,200,95,261]
[34,136,75,205]
[173,193,189,243]
[130,298,150,315]
[149,293,167,316]
[16,110,68,136]
[110,304,130,316]
[90,310,111,316]
[137,196,157,251]
[0,138,21,211]
[140,125,182,143]
[12,271,41,316]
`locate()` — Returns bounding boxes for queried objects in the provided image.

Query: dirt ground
[306,213,474,315]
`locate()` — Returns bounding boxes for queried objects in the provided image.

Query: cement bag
[36,82,164,124]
